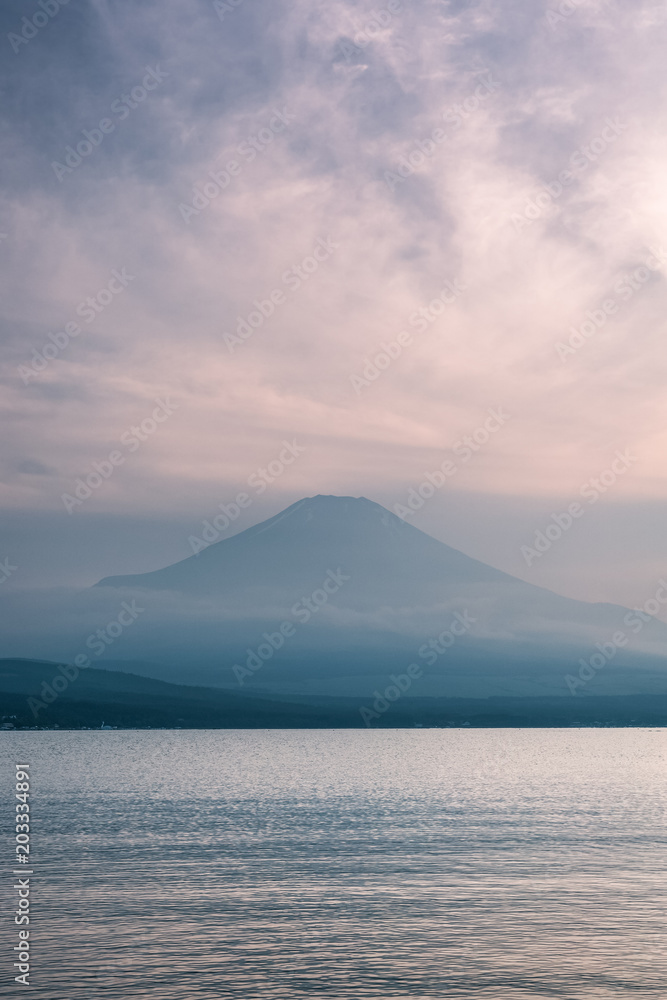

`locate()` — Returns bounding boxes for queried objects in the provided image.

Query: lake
[3,728,666,998]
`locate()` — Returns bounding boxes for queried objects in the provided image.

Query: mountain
[90,495,667,699]
[97,494,511,598]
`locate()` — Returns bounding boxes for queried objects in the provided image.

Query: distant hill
[3,658,667,730]
[0,658,349,729]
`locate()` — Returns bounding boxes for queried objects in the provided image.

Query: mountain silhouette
[97,494,512,598]
[92,495,667,699]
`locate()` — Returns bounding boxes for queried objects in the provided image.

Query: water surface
[2,728,666,998]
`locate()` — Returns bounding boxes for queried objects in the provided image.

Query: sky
[1,0,666,609]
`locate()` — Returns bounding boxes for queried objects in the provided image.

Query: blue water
[2,729,666,998]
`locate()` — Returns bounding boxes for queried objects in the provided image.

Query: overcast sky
[1,0,666,607]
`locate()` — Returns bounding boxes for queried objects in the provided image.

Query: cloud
[0,0,666,604]
[14,459,55,476]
